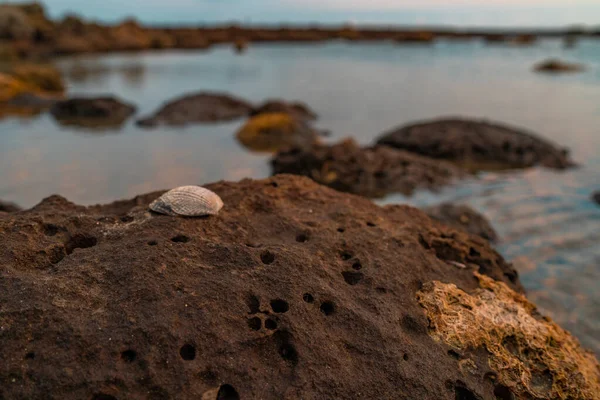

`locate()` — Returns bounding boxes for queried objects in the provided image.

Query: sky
[6,0,600,27]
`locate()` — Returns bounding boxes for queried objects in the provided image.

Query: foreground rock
[271,139,462,197]
[1,175,597,399]
[376,118,574,170]
[137,92,254,127]
[50,97,136,128]
[236,113,319,153]
[423,203,498,242]
[534,59,584,73]
[251,99,318,121]
[0,200,21,213]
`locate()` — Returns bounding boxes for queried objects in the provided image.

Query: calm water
[1,39,599,353]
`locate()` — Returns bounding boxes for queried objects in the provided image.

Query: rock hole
[342,271,364,286]
[366,221,376,227]
[469,247,481,257]
[65,234,97,255]
[171,235,190,243]
[270,182,279,188]
[92,394,117,400]
[448,349,461,360]
[43,223,59,236]
[121,349,137,363]
[339,251,352,260]
[265,318,278,330]
[454,381,483,400]
[493,384,514,400]
[260,250,275,265]
[246,294,260,314]
[120,215,134,223]
[217,384,240,400]
[179,344,196,361]
[270,299,289,313]
[25,352,35,360]
[296,233,309,243]
[247,317,262,331]
[302,293,314,303]
[320,301,335,316]
[403,353,409,361]
[147,240,158,246]
[337,227,345,233]
[351,261,362,270]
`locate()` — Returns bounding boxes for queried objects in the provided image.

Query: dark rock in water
[251,99,318,121]
[0,200,22,213]
[50,96,136,128]
[376,118,574,171]
[534,59,584,73]
[423,203,498,242]
[236,112,319,153]
[137,92,254,127]
[271,139,463,197]
[0,175,597,399]
[592,191,600,206]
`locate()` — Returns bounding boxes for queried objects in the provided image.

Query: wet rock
[50,96,136,128]
[423,203,498,242]
[0,174,551,400]
[271,139,463,197]
[251,99,318,121]
[0,200,22,213]
[236,112,319,153]
[137,92,253,127]
[376,118,574,171]
[592,191,600,206]
[534,59,584,73]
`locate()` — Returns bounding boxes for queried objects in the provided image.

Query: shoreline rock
[251,99,318,121]
[423,203,498,242]
[0,175,597,399]
[376,117,574,171]
[50,96,136,128]
[271,139,463,197]
[137,92,254,127]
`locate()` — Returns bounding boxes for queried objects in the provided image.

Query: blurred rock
[237,113,319,153]
[534,59,584,73]
[50,96,136,128]
[251,100,318,121]
[423,203,498,242]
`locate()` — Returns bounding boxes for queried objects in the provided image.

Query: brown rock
[534,59,585,73]
[251,99,318,121]
[376,118,574,171]
[50,96,136,128]
[0,174,554,400]
[237,113,319,153]
[423,203,498,242]
[0,5,34,40]
[271,139,463,197]
[8,63,65,93]
[137,92,254,127]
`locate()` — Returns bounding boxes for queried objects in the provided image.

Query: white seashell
[149,186,223,217]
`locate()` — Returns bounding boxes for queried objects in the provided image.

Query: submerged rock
[50,96,136,128]
[271,139,462,197]
[423,203,498,242]
[1,174,564,400]
[376,118,574,171]
[534,59,584,73]
[137,92,254,127]
[251,99,318,121]
[236,112,319,153]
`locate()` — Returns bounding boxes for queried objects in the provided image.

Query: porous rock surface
[423,203,498,242]
[376,118,574,170]
[271,139,462,197]
[1,175,597,400]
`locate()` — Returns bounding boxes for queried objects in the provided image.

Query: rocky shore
[0,3,598,61]
[1,175,598,399]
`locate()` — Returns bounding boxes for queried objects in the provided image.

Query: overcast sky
[9,0,600,27]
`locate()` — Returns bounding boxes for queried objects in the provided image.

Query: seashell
[149,186,223,217]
